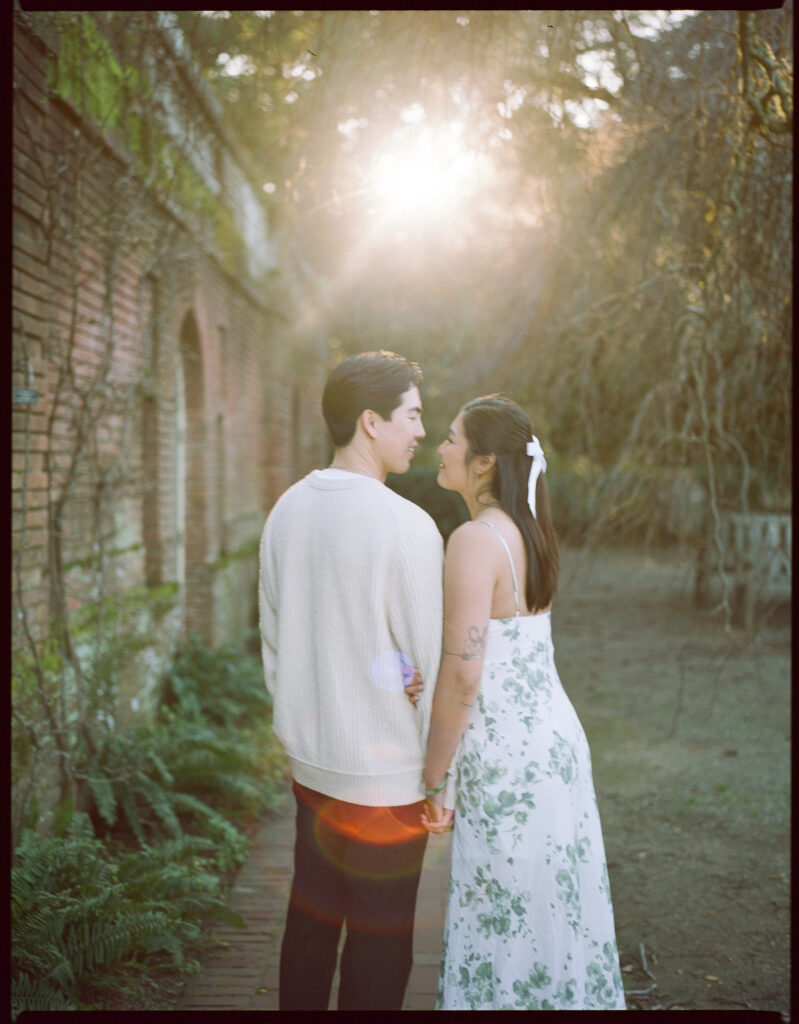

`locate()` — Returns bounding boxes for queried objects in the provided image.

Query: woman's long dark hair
[461,395,559,613]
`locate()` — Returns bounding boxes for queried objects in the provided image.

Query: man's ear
[358,408,381,440]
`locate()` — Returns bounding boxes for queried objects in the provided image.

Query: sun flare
[369,123,484,224]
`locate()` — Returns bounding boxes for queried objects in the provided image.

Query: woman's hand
[421,790,455,833]
[404,665,424,706]
[421,806,455,834]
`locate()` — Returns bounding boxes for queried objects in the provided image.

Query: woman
[419,395,626,1011]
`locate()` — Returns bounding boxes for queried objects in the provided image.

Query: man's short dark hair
[322,350,424,447]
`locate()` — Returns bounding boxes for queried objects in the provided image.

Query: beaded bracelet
[423,775,448,797]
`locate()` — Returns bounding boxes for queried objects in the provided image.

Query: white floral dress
[437,521,626,1011]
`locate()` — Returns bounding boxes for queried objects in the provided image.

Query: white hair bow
[525,436,547,519]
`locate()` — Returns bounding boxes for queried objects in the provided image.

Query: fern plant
[116,835,244,926]
[168,791,249,872]
[12,815,173,1014]
[85,715,272,869]
[12,814,243,1017]
[13,636,289,1015]
[161,634,270,730]
[83,637,287,851]
[154,709,284,815]
[86,726,183,847]
[158,635,289,818]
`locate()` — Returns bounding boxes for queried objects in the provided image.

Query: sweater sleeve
[258,519,278,700]
[389,514,444,758]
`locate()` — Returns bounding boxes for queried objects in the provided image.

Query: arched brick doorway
[176,311,213,642]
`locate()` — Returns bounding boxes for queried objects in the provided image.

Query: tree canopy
[171,9,792,533]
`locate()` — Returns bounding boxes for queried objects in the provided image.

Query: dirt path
[554,545,790,1016]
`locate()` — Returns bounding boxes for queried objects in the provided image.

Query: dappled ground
[554,545,790,1015]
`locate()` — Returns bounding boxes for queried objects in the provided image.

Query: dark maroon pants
[279,780,428,1011]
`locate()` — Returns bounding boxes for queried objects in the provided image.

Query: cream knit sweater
[259,470,444,806]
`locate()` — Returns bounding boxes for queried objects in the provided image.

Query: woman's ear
[477,453,496,475]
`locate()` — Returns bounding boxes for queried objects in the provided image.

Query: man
[259,350,444,1010]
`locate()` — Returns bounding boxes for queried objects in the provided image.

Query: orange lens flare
[297,789,427,885]
[314,802,425,848]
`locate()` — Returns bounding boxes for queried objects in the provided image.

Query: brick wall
[12,12,328,714]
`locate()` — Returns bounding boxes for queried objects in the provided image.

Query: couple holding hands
[259,350,625,1011]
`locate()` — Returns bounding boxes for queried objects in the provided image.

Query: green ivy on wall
[46,12,249,275]
[47,13,141,132]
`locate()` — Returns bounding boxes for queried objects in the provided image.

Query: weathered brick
[12,12,323,712]
[16,546,49,571]
[11,425,47,453]
[12,34,51,93]
[13,166,49,213]
[14,566,44,590]
[12,451,46,473]
[12,487,47,512]
[17,470,49,492]
[13,187,45,224]
[12,289,49,323]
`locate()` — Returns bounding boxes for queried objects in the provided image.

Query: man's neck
[328,446,384,481]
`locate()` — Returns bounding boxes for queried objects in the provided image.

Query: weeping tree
[516,11,791,575]
[170,10,647,414]
[173,9,791,623]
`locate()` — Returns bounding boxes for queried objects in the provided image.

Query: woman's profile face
[436,412,470,494]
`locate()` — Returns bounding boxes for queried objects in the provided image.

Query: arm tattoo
[443,625,488,662]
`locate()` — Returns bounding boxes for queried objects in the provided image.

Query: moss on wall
[46,12,249,276]
[71,581,179,635]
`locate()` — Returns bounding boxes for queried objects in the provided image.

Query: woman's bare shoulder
[445,520,503,562]
[443,522,497,607]
[446,519,487,546]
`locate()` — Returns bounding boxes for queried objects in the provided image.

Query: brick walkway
[179,805,452,1011]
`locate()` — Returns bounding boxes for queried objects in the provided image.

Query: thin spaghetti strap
[476,520,520,618]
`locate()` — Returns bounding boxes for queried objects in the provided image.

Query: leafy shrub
[387,463,602,546]
[115,835,244,930]
[11,813,240,1014]
[157,636,289,822]
[155,711,286,821]
[84,639,287,864]
[544,457,598,544]
[12,636,289,1016]
[161,633,269,729]
[86,726,182,847]
[85,716,269,869]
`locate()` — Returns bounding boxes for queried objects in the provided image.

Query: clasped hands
[405,667,455,835]
[422,790,455,834]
